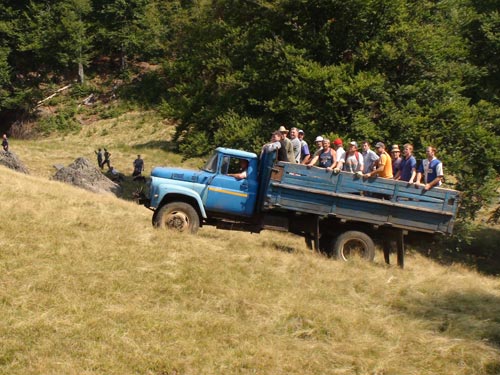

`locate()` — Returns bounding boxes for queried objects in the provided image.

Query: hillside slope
[1,166,500,375]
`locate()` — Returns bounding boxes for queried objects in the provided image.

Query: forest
[0,0,499,221]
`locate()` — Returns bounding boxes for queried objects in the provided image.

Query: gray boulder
[52,157,121,195]
[0,150,29,174]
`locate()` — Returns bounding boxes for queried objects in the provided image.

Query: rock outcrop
[52,157,121,195]
[0,150,29,174]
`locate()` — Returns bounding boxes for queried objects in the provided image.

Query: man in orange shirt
[363,142,393,179]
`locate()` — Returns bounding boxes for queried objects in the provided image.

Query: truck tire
[153,202,200,233]
[333,231,375,262]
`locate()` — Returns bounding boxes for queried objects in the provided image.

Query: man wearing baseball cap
[308,135,324,165]
[333,138,345,163]
[390,144,402,176]
[364,142,393,179]
[298,130,311,164]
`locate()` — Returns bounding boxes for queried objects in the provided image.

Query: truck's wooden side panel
[261,162,459,234]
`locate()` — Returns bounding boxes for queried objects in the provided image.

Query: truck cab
[146,148,261,232]
[200,148,259,217]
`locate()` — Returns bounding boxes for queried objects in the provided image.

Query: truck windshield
[202,152,218,172]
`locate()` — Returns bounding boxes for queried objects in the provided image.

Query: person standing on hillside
[2,134,8,152]
[95,148,103,169]
[102,148,111,170]
[415,146,444,190]
[133,154,145,180]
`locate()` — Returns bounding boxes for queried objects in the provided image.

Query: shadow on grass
[407,226,500,276]
[270,242,296,254]
[394,288,500,371]
[106,172,148,202]
[389,283,500,373]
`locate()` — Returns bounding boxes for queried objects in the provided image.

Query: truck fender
[157,184,207,219]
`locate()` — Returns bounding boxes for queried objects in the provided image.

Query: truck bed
[262,162,459,235]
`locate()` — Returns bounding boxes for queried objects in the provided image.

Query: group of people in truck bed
[261,126,444,191]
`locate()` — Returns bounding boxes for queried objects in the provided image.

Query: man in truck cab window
[227,158,249,180]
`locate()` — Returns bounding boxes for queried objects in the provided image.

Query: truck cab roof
[216,147,257,159]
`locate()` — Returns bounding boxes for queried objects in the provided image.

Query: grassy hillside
[1,113,500,374]
[11,110,201,179]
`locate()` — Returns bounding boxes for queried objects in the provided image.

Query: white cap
[315,136,324,142]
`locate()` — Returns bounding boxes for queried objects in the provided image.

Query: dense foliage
[0,0,498,220]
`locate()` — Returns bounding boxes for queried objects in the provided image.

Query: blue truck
[139,147,460,267]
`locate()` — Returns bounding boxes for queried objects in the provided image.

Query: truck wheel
[333,231,375,262]
[153,202,200,233]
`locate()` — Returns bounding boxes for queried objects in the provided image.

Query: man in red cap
[333,138,345,164]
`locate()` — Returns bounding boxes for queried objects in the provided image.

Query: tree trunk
[78,62,84,84]
[120,43,127,71]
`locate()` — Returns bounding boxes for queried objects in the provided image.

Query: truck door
[204,155,257,217]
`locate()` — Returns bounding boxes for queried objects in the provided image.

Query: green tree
[465,0,500,101]
[16,1,60,74]
[0,46,11,110]
[92,0,161,70]
[55,0,93,83]
[0,1,37,113]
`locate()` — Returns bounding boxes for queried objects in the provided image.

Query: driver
[227,159,249,180]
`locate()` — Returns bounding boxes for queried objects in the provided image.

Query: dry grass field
[1,114,500,374]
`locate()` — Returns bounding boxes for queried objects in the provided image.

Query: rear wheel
[153,202,200,233]
[333,231,375,261]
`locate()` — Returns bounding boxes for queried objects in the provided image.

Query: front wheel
[153,202,200,233]
[332,231,375,262]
